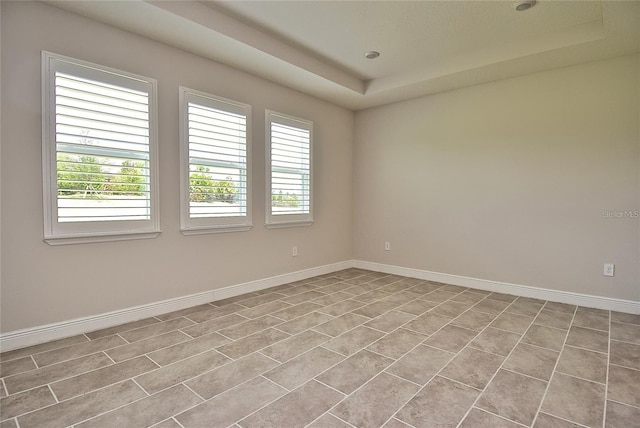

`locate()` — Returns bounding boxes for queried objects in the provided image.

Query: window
[179,87,251,234]
[42,52,159,245]
[266,110,313,227]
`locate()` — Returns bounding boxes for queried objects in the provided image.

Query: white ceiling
[47,0,640,110]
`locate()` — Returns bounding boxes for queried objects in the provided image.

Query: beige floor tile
[354,290,393,304]
[353,300,401,318]
[431,300,473,318]
[317,349,394,394]
[610,312,640,325]
[380,291,420,306]
[406,282,442,294]
[216,328,290,360]
[263,347,344,390]
[0,357,36,378]
[555,345,607,383]
[490,311,534,334]
[181,314,248,337]
[440,347,504,390]
[135,350,230,394]
[307,413,352,428]
[212,294,259,307]
[323,326,386,356]
[534,412,583,427]
[147,332,231,366]
[451,310,497,331]
[311,292,354,307]
[396,376,479,427]
[119,317,195,342]
[469,327,520,357]
[541,373,606,428]
[17,380,145,428]
[76,384,201,428]
[486,293,518,303]
[218,315,284,340]
[477,369,547,426]
[0,386,55,420]
[276,311,334,335]
[281,290,327,305]
[420,290,458,303]
[544,302,577,314]
[403,312,453,335]
[1,336,89,362]
[331,372,420,427]
[522,324,567,351]
[151,418,182,428]
[271,302,323,321]
[34,336,127,367]
[317,300,366,317]
[312,313,369,337]
[610,340,640,370]
[366,328,427,360]
[396,299,437,316]
[364,310,415,333]
[4,353,113,395]
[610,321,640,344]
[440,284,467,294]
[423,325,478,353]
[260,330,331,363]
[502,343,559,381]
[607,365,640,407]
[535,309,574,330]
[238,301,292,319]
[451,291,487,304]
[51,355,158,401]
[237,292,288,308]
[381,417,412,427]
[176,376,286,428]
[565,326,609,353]
[106,330,191,362]
[386,344,454,385]
[472,299,510,315]
[459,408,522,427]
[506,298,545,317]
[185,352,279,399]
[0,419,17,428]
[605,400,640,428]
[239,380,343,428]
[184,303,246,323]
[572,308,609,331]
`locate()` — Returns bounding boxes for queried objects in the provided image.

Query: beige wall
[0,2,354,332]
[354,54,640,302]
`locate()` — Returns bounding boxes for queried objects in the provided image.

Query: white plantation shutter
[42,52,159,244]
[266,111,313,227]
[179,88,252,233]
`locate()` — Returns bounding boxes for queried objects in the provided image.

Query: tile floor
[1,269,639,428]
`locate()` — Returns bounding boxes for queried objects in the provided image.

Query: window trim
[42,51,160,245]
[265,110,313,228]
[179,87,252,235]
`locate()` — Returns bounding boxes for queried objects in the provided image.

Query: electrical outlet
[384,241,391,251]
[292,246,298,257]
[604,263,615,277]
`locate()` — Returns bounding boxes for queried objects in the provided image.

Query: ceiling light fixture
[364,51,380,60]
[513,0,536,11]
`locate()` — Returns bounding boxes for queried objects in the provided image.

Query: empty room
[1,0,639,427]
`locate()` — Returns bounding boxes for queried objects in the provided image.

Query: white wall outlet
[604,263,615,277]
[292,246,298,257]
[384,241,391,251]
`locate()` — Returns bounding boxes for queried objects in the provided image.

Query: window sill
[180,225,253,235]
[265,220,314,229]
[44,230,161,246]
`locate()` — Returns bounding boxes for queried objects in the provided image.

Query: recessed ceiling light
[364,51,380,60]
[514,0,536,11]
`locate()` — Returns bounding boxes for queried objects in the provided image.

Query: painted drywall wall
[0,1,353,332]
[354,54,640,302]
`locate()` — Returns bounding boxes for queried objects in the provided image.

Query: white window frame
[265,110,313,228]
[179,87,252,234]
[42,51,160,245]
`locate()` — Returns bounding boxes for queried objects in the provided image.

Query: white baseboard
[2,259,638,352]
[0,260,352,352]
[353,260,640,315]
